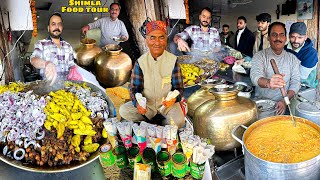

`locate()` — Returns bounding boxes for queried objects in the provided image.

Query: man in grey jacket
[81,3,129,47]
[250,22,300,115]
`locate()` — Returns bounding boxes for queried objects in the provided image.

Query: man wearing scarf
[285,22,318,88]
[119,21,185,128]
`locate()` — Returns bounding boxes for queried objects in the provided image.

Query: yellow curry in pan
[245,120,320,163]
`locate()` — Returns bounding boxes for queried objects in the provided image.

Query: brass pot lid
[103,44,123,55]
[80,38,96,46]
[208,84,240,100]
[200,78,226,89]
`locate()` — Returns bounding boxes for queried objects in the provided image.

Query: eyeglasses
[271,33,286,38]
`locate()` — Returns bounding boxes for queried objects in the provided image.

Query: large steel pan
[0,80,115,173]
[232,116,320,180]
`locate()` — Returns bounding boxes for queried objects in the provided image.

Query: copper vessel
[187,79,225,118]
[74,38,102,67]
[94,44,132,87]
[193,85,257,151]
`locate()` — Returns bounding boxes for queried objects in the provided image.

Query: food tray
[0,80,115,173]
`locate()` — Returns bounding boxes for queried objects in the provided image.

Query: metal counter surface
[0,159,105,180]
[184,68,252,99]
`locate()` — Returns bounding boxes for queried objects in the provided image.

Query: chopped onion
[13,148,25,160]
[2,145,8,155]
[36,128,45,140]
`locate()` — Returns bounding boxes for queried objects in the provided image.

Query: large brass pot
[187,79,225,118]
[94,44,132,87]
[193,85,257,151]
[74,38,102,66]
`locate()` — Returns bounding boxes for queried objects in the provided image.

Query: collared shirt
[30,36,75,79]
[88,17,129,47]
[237,28,245,46]
[130,52,184,107]
[177,25,221,51]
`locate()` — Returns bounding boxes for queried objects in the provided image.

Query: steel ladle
[270,59,296,126]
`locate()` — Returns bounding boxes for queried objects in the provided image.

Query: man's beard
[291,42,302,48]
[49,30,61,39]
[200,21,209,27]
[258,26,267,32]
[222,32,228,35]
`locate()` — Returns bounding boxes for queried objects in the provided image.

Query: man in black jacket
[220,24,235,47]
[235,16,255,57]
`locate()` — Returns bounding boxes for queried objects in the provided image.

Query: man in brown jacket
[253,13,271,55]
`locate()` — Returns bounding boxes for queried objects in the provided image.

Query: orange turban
[146,21,167,35]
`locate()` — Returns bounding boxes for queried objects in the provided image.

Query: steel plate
[0,80,115,173]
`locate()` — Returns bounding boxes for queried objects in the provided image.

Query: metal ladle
[270,59,296,126]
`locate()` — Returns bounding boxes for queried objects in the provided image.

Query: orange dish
[245,119,320,163]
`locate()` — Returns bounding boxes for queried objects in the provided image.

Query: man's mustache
[274,40,282,43]
[202,21,208,24]
[53,29,60,32]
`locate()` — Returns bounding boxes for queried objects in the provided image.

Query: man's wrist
[175,37,183,43]
[44,61,50,69]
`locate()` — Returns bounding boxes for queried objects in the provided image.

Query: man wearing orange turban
[119,21,185,128]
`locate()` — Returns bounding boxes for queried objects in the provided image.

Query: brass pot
[187,79,225,118]
[193,85,257,151]
[74,38,102,66]
[94,44,132,87]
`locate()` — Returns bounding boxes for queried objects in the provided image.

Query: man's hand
[120,35,128,41]
[137,104,147,115]
[44,62,57,86]
[269,74,286,90]
[234,59,244,65]
[177,38,190,52]
[162,98,176,108]
[81,25,90,35]
[276,99,286,115]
